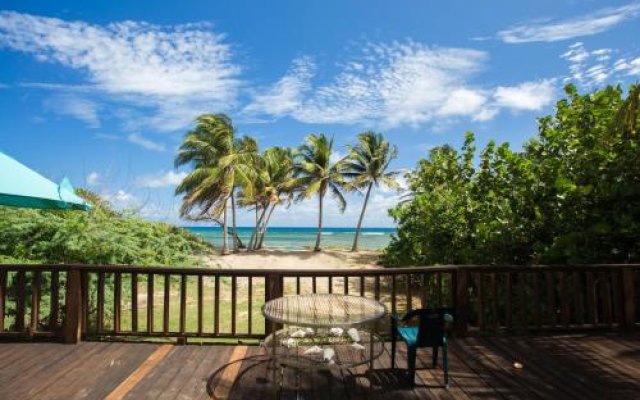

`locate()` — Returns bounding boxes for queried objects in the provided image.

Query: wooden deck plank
[504,337,602,399]
[1,334,640,400]
[123,346,197,399]
[36,343,154,400]
[450,338,533,400]
[105,345,172,400]
[481,336,587,400]
[2,342,108,395]
[157,345,217,400]
[213,345,249,400]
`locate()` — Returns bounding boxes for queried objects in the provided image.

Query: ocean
[184,226,395,250]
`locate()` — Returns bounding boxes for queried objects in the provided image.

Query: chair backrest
[410,307,454,347]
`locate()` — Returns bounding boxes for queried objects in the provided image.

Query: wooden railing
[0,264,638,343]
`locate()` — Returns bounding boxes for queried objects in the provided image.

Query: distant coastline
[184,226,396,251]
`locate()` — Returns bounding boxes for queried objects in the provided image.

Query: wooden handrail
[0,263,637,343]
[1,263,638,274]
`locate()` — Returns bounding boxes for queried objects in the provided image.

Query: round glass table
[262,294,387,370]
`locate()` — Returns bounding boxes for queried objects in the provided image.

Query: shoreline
[198,249,384,270]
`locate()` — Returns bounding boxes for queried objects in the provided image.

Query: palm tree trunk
[248,205,258,251]
[249,205,268,251]
[231,191,238,252]
[257,203,277,249]
[314,193,324,252]
[221,199,230,255]
[352,182,373,252]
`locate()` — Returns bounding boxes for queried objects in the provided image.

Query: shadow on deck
[1,332,639,399]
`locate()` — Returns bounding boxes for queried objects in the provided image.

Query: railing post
[454,268,469,337]
[264,273,283,336]
[621,267,636,329]
[64,268,82,344]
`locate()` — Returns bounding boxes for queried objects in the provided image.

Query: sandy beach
[199,249,383,270]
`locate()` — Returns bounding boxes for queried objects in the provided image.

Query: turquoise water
[184,226,395,250]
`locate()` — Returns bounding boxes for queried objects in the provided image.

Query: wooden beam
[622,268,637,328]
[454,269,469,337]
[64,269,82,344]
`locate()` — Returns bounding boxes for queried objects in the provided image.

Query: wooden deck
[1,333,640,399]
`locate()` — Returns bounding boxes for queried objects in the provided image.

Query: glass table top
[262,293,387,328]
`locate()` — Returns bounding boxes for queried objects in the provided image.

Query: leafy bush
[384,84,640,266]
[0,190,213,265]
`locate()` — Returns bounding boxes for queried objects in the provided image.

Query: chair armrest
[444,313,454,332]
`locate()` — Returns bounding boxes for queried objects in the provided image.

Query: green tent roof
[0,151,91,211]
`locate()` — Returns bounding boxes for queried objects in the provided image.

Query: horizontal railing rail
[0,264,638,343]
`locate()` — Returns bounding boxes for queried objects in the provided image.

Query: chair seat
[397,326,419,346]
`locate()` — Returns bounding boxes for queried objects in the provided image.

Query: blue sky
[1,1,639,227]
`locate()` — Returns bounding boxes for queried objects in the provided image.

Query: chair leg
[443,343,449,389]
[407,345,417,386]
[432,345,439,368]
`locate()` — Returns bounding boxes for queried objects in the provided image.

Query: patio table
[262,293,386,371]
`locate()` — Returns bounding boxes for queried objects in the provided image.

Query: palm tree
[292,134,347,252]
[175,113,255,255]
[226,136,259,251]
[239,147,295,250]
[344,131,400,252]
[256,147,295,249]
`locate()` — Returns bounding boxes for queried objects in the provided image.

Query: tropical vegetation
[383,84,640,266]
[175,114,258,255]
[175,119,401,253]
[0,189,212,265]
[343,131,400,251]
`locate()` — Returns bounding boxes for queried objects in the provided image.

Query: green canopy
[0,151,91,211]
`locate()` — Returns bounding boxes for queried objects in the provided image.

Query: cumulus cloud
[0,11,240,131]
[498,3,640,43]
[137,170,187,188]
[43,95,100,127]
[246,42,498,127]
[493,79,557,111]
[127,133,166,152]
[246,41,557,126]
[0,12,560,132]
[243,57,315,118]
[561,42,640,87]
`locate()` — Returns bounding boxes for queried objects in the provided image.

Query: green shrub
[0,190,213,266]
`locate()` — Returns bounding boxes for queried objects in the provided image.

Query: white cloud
[127,133,166,152]
[437,88,490,119]
[247,41,493,127]
[43,95,100,127]
[561,42,640,87]
[101,189,141,210]
[0,11,240,131]
[498,3,640,43]
[493,79,557,111]
[246,41,558,127]
[87,172,100,185]
[137,170,187,188]
[243,57,315,117]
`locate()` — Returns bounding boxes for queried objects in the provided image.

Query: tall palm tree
[226,136,259,251]
[175,113,255,255]
[344,131,400,252]
[256,147,295,249]
[292,134,347,252]
[239,147,295,250]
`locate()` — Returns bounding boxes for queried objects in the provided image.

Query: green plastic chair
[391,308,454,387]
